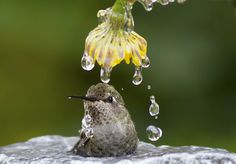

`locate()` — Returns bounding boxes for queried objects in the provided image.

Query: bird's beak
[68,95,98,102]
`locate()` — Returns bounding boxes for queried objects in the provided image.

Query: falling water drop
[100,66,112,83]
[146,125,162,141]
[149,95,160,117]
[132,66,143,85]
[81,52,95,71]
[142,56,150,68]
[147,85,151,90]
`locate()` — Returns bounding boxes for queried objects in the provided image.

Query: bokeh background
[0,0,236,152]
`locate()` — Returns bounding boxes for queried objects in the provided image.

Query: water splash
[81,52,95,71]
[149,95,160,117]
[100,66,112,83]
[146,125,162,141]
[132,66,143,85]
[82,114,92,128]
[81,114,94,138]
[84,127,94,138]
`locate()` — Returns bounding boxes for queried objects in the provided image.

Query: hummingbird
[69,83,138,157]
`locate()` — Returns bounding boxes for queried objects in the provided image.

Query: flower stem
[112,0,127,15]
[110,0,129,29]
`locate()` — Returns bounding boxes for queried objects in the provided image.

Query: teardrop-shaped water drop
[81,52,95,71]
[149,95,160,117]
[146,125,162,141]
[149,101,160,116]
[142,56,150,68]
[100,66,112,83]
[132,67,143,85]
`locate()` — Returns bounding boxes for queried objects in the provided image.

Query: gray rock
[0,135,236,164]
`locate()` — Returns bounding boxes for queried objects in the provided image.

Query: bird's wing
[70,131,90,155]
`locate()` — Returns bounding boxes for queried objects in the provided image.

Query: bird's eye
[107,96,113,103]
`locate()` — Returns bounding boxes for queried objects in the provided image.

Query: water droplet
[132,67,143,85]
[137,0,157,11]
[137,0,186,11]
[82,114,92,128]
[155,116,158,119]
[147,85,151,90]
[142,57,150,68]
[146,125,162,141]
[84,127,94,138]
[150,95,155,102]
[124,4,135,32]
[177,0,187,4]
[97,8,111,24]
[121,88,124,91]
[81,52,95,71]
[149,95,160,117]
[84,114,92,123]
[100,66,112,83]
[157,0,170,5]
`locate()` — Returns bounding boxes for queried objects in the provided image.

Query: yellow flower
[85,18,147,68]
[82,6,149,67]
[81,1,150,84]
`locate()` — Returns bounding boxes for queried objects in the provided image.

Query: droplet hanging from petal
[142,56,150,68]
[81,52,95,71]
[132,66,143,85]
[100,66,112,83]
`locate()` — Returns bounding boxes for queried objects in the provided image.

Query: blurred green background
[0,0,236,152]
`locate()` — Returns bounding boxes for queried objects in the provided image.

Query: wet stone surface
[0,135,236,164]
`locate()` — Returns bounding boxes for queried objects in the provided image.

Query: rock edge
[0,135,236,164]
